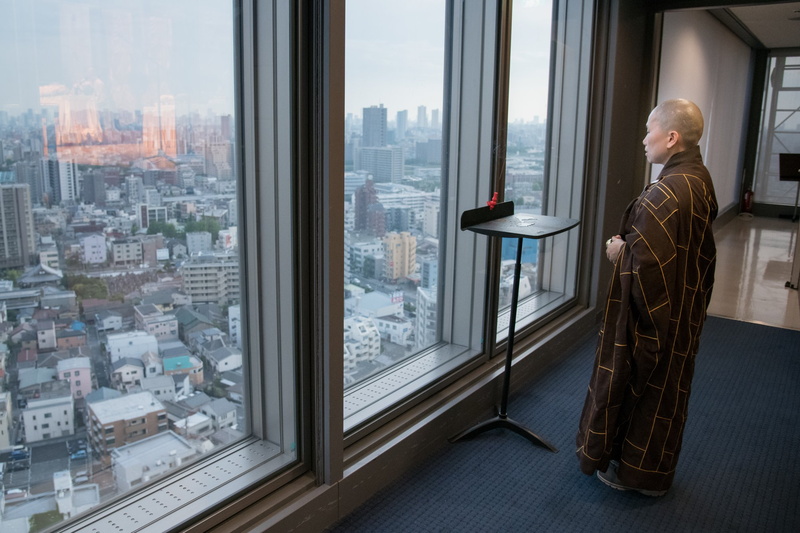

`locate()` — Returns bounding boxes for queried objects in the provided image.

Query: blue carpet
[328,316,800,532]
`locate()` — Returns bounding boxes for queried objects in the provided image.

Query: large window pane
[754,55,800,207]
[497,0,586,341]
[343,2,446,389]
[0,1,266,527]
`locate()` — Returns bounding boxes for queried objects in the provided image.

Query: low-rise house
[111,431,196,491]
[57,356,93,399]
[163,355,204,386]
[200,398,237,432]
[139,375,176,403]
[22,392,75,442]
[112,358,146,390]
[95,310,123,332]
[206,346,243,373]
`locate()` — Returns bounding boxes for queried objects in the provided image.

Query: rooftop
[90,391,164,424]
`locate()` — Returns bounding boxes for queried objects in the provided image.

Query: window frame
[57,1,309,530]
[340,0,503,441]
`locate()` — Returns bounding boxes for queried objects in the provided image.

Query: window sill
[497,289,570,340]
[343,343,480,433]
[58,438,295,532]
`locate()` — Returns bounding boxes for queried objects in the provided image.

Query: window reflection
[0,1,242,526]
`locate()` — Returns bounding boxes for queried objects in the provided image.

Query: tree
[185,218,222,242]
[65,274,109,300]
[147,221,180,238]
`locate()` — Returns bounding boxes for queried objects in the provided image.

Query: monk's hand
[605,235,624,263]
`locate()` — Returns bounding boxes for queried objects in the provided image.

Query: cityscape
[0,2,549,530]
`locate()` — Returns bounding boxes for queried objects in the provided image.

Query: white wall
[655,10,753,214]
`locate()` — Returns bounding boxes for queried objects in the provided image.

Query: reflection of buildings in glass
[354,179,385,236]
[143,95,177,158]
[0,184,36,270]
[204,140,233,179]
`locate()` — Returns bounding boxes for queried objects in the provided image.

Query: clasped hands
[605,235,624,263]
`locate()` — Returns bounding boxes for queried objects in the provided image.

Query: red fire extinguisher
[742,189,753,213]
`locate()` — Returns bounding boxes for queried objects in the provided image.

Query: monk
[576,98,718,496]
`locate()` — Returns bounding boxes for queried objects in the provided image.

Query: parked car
[70,449,88,460]
[73,475,89,484]
[5,488,27,500]
[10,446,29,461]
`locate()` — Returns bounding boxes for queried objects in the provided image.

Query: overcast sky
[1,0,552,123]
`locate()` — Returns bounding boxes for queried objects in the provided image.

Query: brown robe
[576,145,718,492]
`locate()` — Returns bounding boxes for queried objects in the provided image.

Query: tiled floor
[707,214,800,331]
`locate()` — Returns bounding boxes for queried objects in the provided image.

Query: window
[496,0,588,341]
[754,54,800,207]
[341,0,498,433]
[2,1,300,530]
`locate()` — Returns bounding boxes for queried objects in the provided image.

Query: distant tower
[396,110,408,140]
[431,109,440,130]
[362,105,387,147]
[417,105,428,129]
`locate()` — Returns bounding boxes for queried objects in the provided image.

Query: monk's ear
[666,130,680,149]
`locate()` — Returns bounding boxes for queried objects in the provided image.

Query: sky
[345,0,553,123]
[0,0,553,123]
[0,0,235,118]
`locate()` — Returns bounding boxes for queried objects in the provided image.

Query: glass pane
[754,56,800,206]
[344,1,446,388]
[0,0,245,525]
[497,0,555,339]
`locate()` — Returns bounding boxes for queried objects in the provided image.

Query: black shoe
[596,464,667,497]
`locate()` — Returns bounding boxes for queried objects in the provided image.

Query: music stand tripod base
[450,201,579,453]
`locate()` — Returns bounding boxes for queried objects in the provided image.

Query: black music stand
[779,153,800,222]
[450,201,579,452]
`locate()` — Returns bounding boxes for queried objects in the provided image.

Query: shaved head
[651,99,704,148]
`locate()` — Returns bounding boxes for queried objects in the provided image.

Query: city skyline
[2,0,552,124]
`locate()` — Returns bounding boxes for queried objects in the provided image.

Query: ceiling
[727,2,800,49]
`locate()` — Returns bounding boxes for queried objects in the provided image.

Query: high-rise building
[180,251,240,306]
[417,105,428,129]
[396,110,408,140]
[431,109,440,130]
[362,105,387,147]
[0,184,36,270]
[40,158,80,205]
[353,179,385,237]
[14,161,44,206]
[383,231,416,282]
[354,145,404,183]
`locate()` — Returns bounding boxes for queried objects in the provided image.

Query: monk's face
[642,110,674,165]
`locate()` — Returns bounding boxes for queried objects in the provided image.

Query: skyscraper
[417,105,428,129]
[0,184,36,270]
[40,157,80,205]
[396,110,408,140]
[362,105,387,147]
